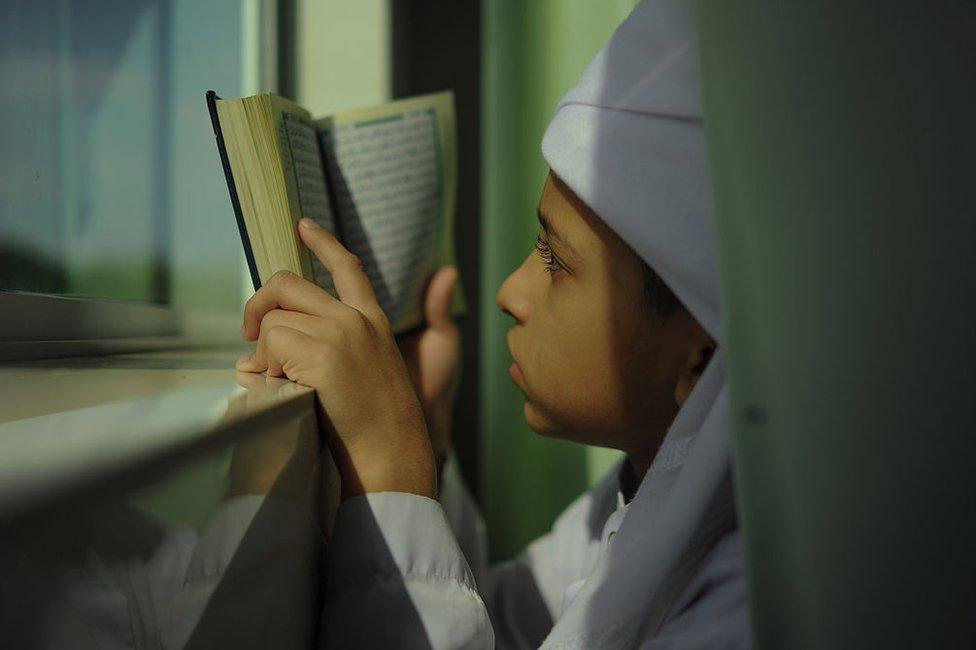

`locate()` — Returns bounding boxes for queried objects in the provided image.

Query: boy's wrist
[333,425,438,502]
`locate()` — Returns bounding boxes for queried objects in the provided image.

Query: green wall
[479,0,635,561]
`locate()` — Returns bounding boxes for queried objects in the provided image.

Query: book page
[317,92,456,331]
[215,94,310,287]
[279,111,337,293]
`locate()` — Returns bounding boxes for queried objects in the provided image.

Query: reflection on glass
[0,0,244,308]
[0,375,334,648]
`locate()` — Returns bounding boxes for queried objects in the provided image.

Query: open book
[207,90,461,333]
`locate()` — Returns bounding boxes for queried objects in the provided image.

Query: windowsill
[0,347,318,524]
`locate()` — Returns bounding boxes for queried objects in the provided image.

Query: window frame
[0,292,177,342]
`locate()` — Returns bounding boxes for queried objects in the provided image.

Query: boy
[236,0,749,646]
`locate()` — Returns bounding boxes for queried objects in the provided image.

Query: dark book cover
[206,90,262,291]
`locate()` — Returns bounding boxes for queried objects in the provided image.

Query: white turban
[541,0,718,339]
[540,0,740,646]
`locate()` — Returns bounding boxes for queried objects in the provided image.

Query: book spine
[206,90,262,291]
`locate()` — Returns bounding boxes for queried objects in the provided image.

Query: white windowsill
[0,348,318,523]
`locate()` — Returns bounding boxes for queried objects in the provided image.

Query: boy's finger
[265,347,285,378]
[236,349,265,373]
[238,316,274,373]
[298,218,381,318]
[424,266,458,332]
[263,325,316,383]
[242,270,343,341]
[238,309,322,373]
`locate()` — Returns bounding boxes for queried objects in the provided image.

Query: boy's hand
[397,266,460,467]
[236,218,436,501]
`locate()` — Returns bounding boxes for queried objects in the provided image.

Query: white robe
[321,454,750,649]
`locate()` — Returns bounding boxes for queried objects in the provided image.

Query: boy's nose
[496,258,531,325]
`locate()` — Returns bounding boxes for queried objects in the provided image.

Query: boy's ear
[674,329,716,407]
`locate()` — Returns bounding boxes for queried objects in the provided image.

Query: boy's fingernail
[236,355,251,366]
[240,324,247,337]
[299,217,318,229]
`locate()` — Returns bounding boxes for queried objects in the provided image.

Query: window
[1,0,263,338]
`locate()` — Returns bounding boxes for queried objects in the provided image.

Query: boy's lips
[506,331,525,387]
[508,359,524,385]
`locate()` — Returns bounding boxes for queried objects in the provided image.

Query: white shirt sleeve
[438,453,565,648]
[321,491,494,649]
[321,455,655,649]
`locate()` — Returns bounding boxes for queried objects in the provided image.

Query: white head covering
[540,0,738,646]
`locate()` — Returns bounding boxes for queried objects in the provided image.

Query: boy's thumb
[425,266,458,331]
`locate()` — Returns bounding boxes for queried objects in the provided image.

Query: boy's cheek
[523,394,631,447]
[521,363,629,442]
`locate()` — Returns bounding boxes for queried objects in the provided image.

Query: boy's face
[497,173,710,462]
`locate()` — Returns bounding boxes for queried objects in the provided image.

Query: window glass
[1,0,246,309]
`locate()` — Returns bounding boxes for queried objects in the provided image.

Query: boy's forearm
[319,385,439,502]
[331,421,438,502]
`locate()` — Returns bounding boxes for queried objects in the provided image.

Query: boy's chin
[523,401,560,436]
[523,401,599,446]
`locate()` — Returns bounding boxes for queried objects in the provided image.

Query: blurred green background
[479,0,637,561]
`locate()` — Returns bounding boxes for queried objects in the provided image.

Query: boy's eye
[535,233,564,275]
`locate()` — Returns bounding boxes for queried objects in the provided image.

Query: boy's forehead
[541,173,619,249]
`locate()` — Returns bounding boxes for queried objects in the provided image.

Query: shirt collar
[617,459,641,507]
